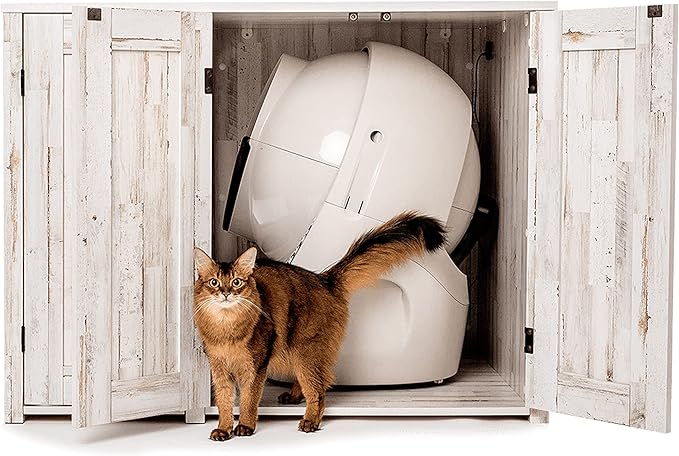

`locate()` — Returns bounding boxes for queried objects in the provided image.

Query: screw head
[381,12,391,22]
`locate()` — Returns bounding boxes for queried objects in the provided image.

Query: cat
[193,211,447,441]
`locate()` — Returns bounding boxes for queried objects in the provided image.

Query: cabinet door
[71,7,212,427]
[526,5,675,432]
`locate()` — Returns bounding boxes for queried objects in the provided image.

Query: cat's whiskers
[234,296,273,323]
[193,299,213,317]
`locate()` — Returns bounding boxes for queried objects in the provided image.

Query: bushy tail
[322,211,447,296]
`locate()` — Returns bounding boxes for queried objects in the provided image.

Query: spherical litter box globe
[225,42,480,386]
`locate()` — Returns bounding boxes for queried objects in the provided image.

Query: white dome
[227,42,480,261]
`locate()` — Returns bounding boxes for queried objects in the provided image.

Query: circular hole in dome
[370,130,383,143]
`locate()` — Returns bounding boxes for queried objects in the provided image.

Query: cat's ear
[194,247,217,278]
[234,247,257,277]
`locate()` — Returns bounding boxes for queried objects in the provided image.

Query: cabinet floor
[214,359,527,417]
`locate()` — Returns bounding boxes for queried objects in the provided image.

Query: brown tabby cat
[193,212,446,441]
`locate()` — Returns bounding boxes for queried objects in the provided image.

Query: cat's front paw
[234,423,255,436]
[298,419,320,433]
[209,428,233,441]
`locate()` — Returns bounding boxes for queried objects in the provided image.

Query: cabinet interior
[210,12,530,413]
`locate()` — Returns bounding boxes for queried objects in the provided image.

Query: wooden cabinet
[3,2,675,433]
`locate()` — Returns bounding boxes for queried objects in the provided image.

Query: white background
[0,0,677,454]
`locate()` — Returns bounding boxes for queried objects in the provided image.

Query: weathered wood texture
[22,13,66,407]
[62,27,74,407]
[72,7,212,427]
[72,6,114,428]
[4,12,24,424]
[206,359,527,416]
[475,15,531,400]
[527,6,675,432]
[562,7,636,51]
[180,11,212,424]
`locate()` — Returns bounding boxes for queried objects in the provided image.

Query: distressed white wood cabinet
[3,2,676,433]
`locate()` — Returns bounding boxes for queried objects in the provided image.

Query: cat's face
[193,247,259,323]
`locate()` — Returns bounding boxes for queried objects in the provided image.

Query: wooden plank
[206,360,529,415]
[111,8,180,41]
[111,373,182,422]
[525,10,562,412]
[588,51,618,383]
[309,21,330,59]
[72,6,113,428]
[629,4,675,433]
[194,13,213,259]
[23,13,64,406]
[329,22,358,53]
[142,50,170,376]
[166,50,181,374]
[111,49,145,381]
[111,38,181,52]
[449,26,473,100]
[180,11,212,424]
[557,373,630,425]
[212,26,238,262]
[401,23,425,55]
[3,11,24,424]
[424,23,449,73]
[62,49,73,378]
[562,7,635,51]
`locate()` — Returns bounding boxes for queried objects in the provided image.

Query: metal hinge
[21,326,25,352]
[87,8,102,21]
[648,5,663,18]
[204,68,213,94]
[524,327,534,354]
[20,69,24,97]
[528,68,537,94]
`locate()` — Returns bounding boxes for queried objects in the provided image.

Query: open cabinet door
[71,7,212,427]
[526,5,675,432]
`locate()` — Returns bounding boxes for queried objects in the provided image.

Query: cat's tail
[322,211,447,296]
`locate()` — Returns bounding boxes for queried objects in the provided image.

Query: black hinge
[648,5,663,18]
[20,69,24,97]
[87,8,102,21]
[204,68,213,94]
[21,326,25,353]
[524,327,534,354]
[528,68,537,94]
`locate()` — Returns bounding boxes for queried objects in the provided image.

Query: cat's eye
[208,278,220,288]
[231,278,244,288]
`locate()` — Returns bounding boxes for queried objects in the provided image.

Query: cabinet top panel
[2,1,557,14]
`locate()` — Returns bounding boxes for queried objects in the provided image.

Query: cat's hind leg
[278,380,304,404]
[294,360,333,432]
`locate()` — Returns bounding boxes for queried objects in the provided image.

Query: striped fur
[323,211,447,295]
